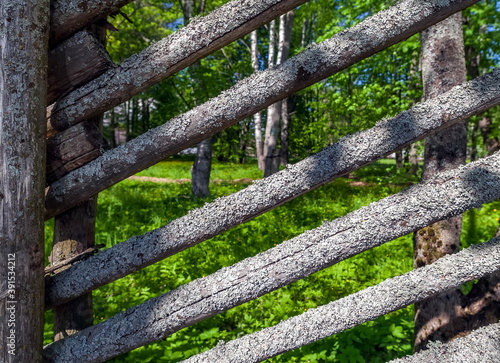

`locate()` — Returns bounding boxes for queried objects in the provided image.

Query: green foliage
[43,160,500,360]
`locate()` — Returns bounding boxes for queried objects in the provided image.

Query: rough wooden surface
[42,153,500,362]
[392,322,500,362]
[47,0,309,131]
[48,30,114,106]
[44,68,500,307]
[44,0,482,219]
[49,0,133,46]
[184,238,500,363]
[46,121,109,184]
[413,13,469,351]
[0,1,49,362]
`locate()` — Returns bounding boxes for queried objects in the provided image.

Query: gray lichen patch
[184,238,500,363]
[391,322,500,362]
[44,152,500,362]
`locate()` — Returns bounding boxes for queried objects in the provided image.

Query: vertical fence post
[0,1,50,361]
[49,25,107,341]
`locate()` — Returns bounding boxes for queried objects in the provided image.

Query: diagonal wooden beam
[390,322,500,362]
[183,238,500,363]
[44,0,481,220]
[44,68,500,309]
[47,0,309,131]
[50,0,134,46]
[42,152,500,362]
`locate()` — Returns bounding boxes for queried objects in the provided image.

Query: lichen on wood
[45,68,500,308]
[47,0,309,131]
[184,238,500,363]
[49,0,134,45]
[44,0,483,220]
[42,153,500,362]
[0,1,50,361]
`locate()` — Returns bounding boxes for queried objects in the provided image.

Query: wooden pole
[0,0,50,361]
[49,25,107,342]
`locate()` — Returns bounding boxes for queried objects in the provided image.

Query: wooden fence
[1,0,499,362]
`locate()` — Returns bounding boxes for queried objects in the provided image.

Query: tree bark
[42,153,500,362]
[44,68,500,308]
[263,12,293,177]
[180,0,213,197]
[280,97,290,165]
[413,13,468,352]
[185,239,500,363]
[49,24,107,343]
[49,0,134,46]
[50,198,97,341]
[44,0,482,219]
[47,0,309,132]
[47,30,114,107]
[46,121,109,184]
[191,137,213,197]
[250,30,265,170]
[0,1,49,362]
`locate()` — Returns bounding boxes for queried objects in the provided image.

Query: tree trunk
[192,137,213,197]
[478,116,500,156]
[413,12,468,352]
[251,30,265,170]
[180,0,213,197]
[44,0,486,219]
[263,12,294,177]
[280,97,290,166]
[44,71,500,309]
[0,1,49,362]
[395,150,403,169]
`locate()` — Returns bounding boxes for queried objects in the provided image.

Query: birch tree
[263,12,294,176]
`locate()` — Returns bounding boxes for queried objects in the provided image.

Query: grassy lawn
[43,159,500,362]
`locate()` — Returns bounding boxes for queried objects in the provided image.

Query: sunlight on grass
[43,160,500,362]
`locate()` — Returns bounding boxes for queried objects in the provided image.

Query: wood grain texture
[0,1,50,361]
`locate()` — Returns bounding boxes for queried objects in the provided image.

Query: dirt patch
[128,176,254,184]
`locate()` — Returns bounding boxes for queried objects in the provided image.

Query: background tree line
[103,0,500,176]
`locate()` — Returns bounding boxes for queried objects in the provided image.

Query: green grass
[43,160,500,362]
[136,160,264,180]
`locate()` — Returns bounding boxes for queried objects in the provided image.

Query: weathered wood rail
[3,0,495,362]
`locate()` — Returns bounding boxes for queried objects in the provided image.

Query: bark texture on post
[49,24,107,343]
[45,68,500,308]
[42,154,500,362]
[50,197,97,341]
[413,13,468,351]
[47,30,114,106]
[49,0,134,46]
[44,0,481,220]
[0,1,49,362]
[47,0,309,132]
[185,238,500,363]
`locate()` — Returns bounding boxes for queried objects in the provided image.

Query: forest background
[44,0,500,361]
